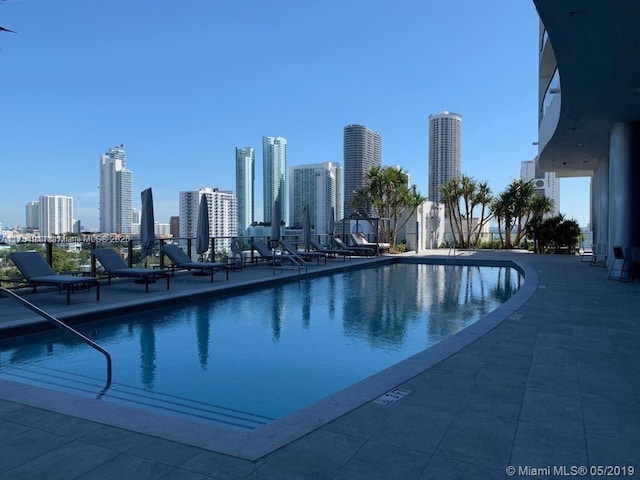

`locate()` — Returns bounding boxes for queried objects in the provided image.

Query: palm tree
[510,179,536,246]
[440,175,493,248]
[440,178,464,246]
[492,190,516,248]
[493,179,543,249]
[471,181,494,247]
[460,175,477,247]
[352,166,426,249]
[526,196,554,253]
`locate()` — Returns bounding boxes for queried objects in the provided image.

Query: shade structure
[328,206,335,237]
[301,204,311,251]
[196,193,210,256]
[270,199,281,246]
[140,188,155,260]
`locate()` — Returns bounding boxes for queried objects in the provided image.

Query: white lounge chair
[332,237,374,256]
[350,232,391,254]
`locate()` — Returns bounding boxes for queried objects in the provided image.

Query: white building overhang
[534,1,640,176]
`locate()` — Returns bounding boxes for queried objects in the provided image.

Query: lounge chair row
[8,246,231,305]
[248,237,376,266]
[8,238,380,305]
[349,232,391,254]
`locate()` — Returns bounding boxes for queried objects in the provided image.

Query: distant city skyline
[0,1,591,229]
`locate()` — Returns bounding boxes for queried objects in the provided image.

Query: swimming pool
[0,262,521,430]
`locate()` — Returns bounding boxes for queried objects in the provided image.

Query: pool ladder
[447,245,457,265]
[0,287,112,394]
[271,248,308,279]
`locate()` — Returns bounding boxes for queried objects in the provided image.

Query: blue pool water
[0,263,521,429]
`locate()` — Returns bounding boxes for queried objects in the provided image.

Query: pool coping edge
[0,255,539,461]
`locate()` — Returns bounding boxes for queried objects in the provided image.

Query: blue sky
[0,0,591,230]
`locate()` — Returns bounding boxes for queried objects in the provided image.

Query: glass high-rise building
[99,144,132,233]
[343,124,381,218]
[289,162,343,235]
[25,201,40,230]
[263,137,288,226]
[235,147,255,236]
[428,111,462,204]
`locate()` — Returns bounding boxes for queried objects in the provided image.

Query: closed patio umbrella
[302,204,311,251]
[140,188,155,263]
[270,199,281,247]
[328,206,335,238]
[196,193,210,258]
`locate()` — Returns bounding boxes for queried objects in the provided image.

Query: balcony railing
[540,67,560,121]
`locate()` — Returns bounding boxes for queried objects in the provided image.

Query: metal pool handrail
[447,245,457,264]
[0,287,112,391]
[283,250,307,277]
[270,246,307,278]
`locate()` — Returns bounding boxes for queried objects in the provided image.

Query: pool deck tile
[0,251,639,478]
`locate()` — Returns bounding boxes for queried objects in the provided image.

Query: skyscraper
[289,162,343,235]
[179,188,238,251]
[521,157,560,215]
[343,124,381,218]
[235,147,255,235]
[99,144,133,233]
[263,137,288,226]
[428,111,462,204]
[39,195,73,237]
[25,201,40,230]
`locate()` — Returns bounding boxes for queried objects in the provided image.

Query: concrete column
[608,122,640,264]
[591,171,598,243]
[593,158,609,249]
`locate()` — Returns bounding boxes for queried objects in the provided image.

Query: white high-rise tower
[289,162,343,235]
[99,144,133,233]
[428,111,462,204]
[179,188,237,252]
[39,195,73,237]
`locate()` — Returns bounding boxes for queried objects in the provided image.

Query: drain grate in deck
[374,388,410,406]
